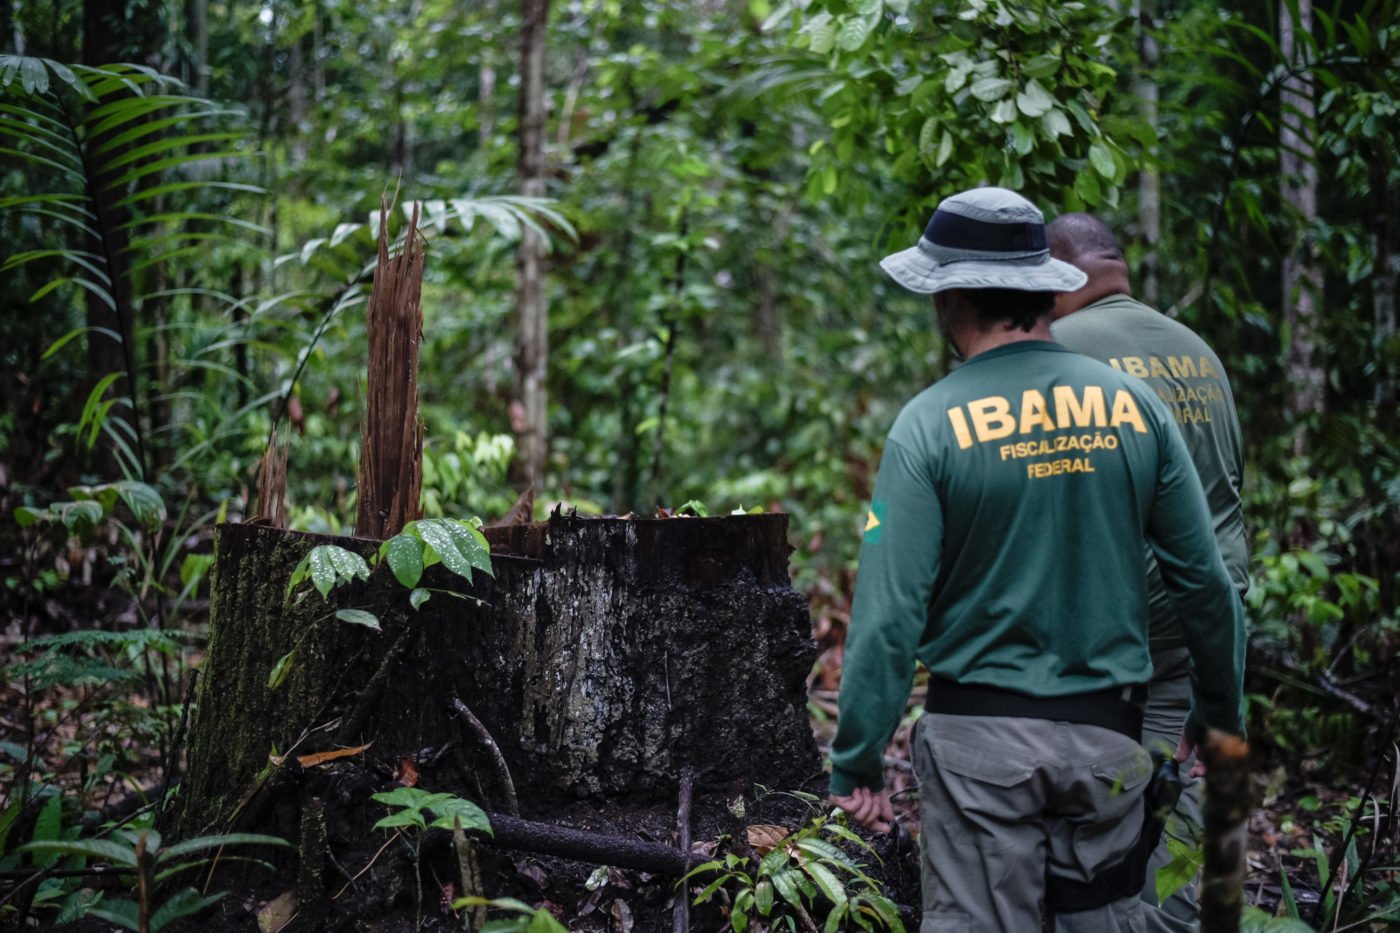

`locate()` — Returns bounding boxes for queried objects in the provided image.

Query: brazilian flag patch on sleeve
[863,501,885,544]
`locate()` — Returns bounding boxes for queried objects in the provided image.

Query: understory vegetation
[2,0,1399,930]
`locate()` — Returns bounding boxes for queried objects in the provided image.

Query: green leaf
[807,14,837,54]
[1011,121,1034,155]
[415,519,492,582]
[1088,141,1116,179]
[804,861,848,907]
[409,588,431,610]
[57,500,104,534]
[1155,834,1202,903]
[836,10,878,51]
[88,898,141,931]
[769,867,805,911]
[23,838,139,869]
[755,878,774,916]
[267,650,295,689]
[936,131,954,167]
[149,889,225,933]
[1015,79,1054,118]
[1041,108,1072,138]
[157,833,289,863]
[307,544,370,598]
[969,77,1012,102]
[14,505,48,527]
[372,787,432,809]
[373,810,426,831]
[335,609,381,631]
[384,534,424,588]
[426,797,492,834]
[113,481,166,528]
[527,907,569,932]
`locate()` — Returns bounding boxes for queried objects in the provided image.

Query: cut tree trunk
[172,513,819,845]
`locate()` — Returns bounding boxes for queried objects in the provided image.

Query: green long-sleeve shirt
[1052,294,1248,649]
[829,340,1245,796]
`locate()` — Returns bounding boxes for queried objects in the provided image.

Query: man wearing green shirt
[829,187,1245,932]
[1049,212,1248,933]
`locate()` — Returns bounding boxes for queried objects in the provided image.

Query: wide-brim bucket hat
[880,186,1087,295]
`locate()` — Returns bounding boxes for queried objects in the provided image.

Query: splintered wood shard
[252,425,289,528]
[355,193,425,539]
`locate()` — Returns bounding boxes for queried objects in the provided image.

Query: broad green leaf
[113,481,166,528]
[372,810,426,831]
[1011,121,1035,155]
[384,534,424,588]
[58,500,105,533]
[88,898,141,932]
[1088,141,1117,180]
[1155,834,1202,903]
[807,14,837,54]
[969,77,1012,101]
[527,908,569,932]
[416,519,492,581]
[755,878,774,916]
[307,544,369,598]
[267,650,295,689]
[1042,108,1072,138]
[804,861,848,906]
[1015,79,1054,117]
[426,797,492,834]
[335,609,381,631]
[158,833,288,862]
[22,838,139,869]
[409,588,431,610]
[836,10,878,51]
[371,786,431,809]
[15,505,49,527]
[990,98,1017,124]
[149,888,225,933]
[936,131,954,167]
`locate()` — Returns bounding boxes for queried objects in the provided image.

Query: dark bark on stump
[173,514,819,849]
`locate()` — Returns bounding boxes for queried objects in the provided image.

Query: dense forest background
[2,0,1399,929]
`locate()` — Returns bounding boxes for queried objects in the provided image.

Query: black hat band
[924,209,1047,254]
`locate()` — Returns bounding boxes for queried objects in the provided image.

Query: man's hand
[829,787,894,832]
[1175,732,1206,779]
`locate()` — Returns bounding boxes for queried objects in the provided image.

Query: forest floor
[6,673,1382,932]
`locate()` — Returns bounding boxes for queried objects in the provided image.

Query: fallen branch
[437,812,703,876]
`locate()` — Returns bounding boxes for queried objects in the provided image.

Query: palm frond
[0,56,263,480]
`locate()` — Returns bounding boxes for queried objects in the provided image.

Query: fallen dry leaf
[257,890,297,933]
[746,824,789,855]
[610,898,634,933]
[396,755,419,787]
[295,743,371,768]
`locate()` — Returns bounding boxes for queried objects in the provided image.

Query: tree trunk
[1371,151,1396,409]
[1279,0,1324,446]
[1135,0,1160,307]
[185,0,209,95]
[172,515,819,845]
[513,0,550,488]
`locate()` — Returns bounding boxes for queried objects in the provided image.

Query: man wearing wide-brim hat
[828,186,1246,931]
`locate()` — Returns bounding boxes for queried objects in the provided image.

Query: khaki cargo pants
[913,713,1152,932]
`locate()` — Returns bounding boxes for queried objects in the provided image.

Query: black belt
[924,678,1146,741]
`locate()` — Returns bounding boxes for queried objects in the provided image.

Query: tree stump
[172,514,820,842]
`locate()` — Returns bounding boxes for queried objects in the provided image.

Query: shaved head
[1045,213,1131,318]
[1047,212,1123,263]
